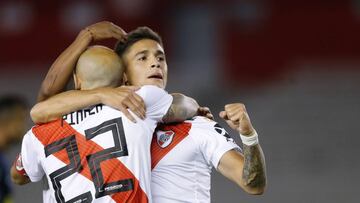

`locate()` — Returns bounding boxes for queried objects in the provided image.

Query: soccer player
[10,46,199,202]
[29,22,267,202]
[114,27,267,202]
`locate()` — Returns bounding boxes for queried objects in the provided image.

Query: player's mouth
[148,73,163,80]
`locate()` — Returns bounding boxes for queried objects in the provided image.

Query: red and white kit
[21,85,172,203]
[151,116,241,203]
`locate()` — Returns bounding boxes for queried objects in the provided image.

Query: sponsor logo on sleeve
[156,130,175,148]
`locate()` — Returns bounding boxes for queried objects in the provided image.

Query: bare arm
[217,145,266,194]
[31,86,145,124]
[217,103,267,194]
[32,89,101,123]
[37,21,127,102]
[241,143,266,191]
[32,22,145,122]
[32,88,197,124]
[162,93,199,123]
[37,29,92,102]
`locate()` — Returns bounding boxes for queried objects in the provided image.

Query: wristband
[13,153,28,177]
[240,131,259,146]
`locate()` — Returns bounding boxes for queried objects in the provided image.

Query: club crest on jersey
[156,130,174,148]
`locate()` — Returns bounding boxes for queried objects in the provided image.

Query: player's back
[22,85,173,203]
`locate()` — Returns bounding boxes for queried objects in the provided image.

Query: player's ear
[122,73,129,86]
[73,71,81,90]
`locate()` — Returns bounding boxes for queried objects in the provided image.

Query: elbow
[30,104,47,124]
[246,186,266,195]
[172,93,199,119]
[37,88,52,102]
[239,177,267,195]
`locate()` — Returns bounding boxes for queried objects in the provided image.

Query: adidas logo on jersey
[156,130,174,148]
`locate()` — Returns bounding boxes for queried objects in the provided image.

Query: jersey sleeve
[136,85,173,122]
[21,128,45,182]
[197,121,241,169]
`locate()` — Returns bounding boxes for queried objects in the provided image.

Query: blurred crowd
[0,96,27,202]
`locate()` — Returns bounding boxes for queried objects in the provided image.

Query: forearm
[241,143,267,193]
[31,89,102,124]
[37,29,92,102]
[162,93,199,123]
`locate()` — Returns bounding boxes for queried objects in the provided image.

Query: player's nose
[150,62,161,68]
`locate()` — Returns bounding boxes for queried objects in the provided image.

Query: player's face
[122,39,168,89]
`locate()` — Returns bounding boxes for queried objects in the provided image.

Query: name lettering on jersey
[63,104,103,126]
[214,123,235,143]
[156,130,174,148]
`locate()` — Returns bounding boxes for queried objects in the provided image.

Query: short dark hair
[114,26,163,57]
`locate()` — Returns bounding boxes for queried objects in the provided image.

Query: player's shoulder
[22,126,40,145]
[187,116,236,146]
[186,116,227,135]
[186,116,217,127]
[32,119,63,133]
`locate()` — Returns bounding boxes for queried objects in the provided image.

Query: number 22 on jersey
[44,117,132,203]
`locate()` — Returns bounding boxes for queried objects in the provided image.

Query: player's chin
[146,79,165,89]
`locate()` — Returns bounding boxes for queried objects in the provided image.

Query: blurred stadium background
[1,0,360,202]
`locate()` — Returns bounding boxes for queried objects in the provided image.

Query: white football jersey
[151,116,241,203]
[21,85,172,203]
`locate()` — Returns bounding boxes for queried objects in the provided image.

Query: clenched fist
[219,103,255,136]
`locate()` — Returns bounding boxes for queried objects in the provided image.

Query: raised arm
[37,29,91,101]
[37,21,127,102]
[217,103,267,195]
[162,93,199,123]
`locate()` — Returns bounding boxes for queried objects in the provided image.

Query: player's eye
[157,56,165,61]
[138,56,146,61]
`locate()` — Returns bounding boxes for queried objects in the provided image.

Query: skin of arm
[37,21,127,102]
[31,89,101,124]
[217,145,266,195]
[37,29,92,102]
[162,93,200,123]
[31,90,199,124]
[31,86,144,124]
[33,22,145,123]
[217,103,267,194]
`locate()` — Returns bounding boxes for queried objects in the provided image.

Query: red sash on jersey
[32,119,148,203]
[151,122,192,169]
